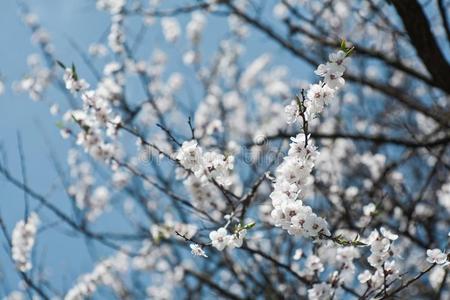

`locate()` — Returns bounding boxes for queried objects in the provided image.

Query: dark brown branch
[0,163,139,255]
[185,269,245,300]
[261,131,450,149]
[379,264,435,299]
[391,0,450,94]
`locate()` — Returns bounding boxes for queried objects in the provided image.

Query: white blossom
[307,283,332,300]
[65,251,128,300]
[293,249,303,260]
[96,0,125,14]
[305,82,334,118]
[426,249,448,265]
[358,270,372,284]
[314,62,346,90]
[11,212,40,272]
[209,227,230,251]
[63,68,89,93]
[0,79,4,95]
[437,181,450,212]
[88,43,108,57]
[239,54,271,91]
[161,18,181,43]
[380,227,398,241]
[429,267,446,290]
[186,12,206,44]
[190,244,208,258]
[228,229,247,249]
[176,140,202,172]
[285,100,299,124]
[4,291,25,300]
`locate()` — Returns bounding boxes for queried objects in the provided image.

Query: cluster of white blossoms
[426,248,448,265]
[186,12,206,44]
[88,43,108,58]
[11,12,55,100]
[96,0,125,15]
[131,241,186,299]
[182,11,207,65]
[108,15,125,54]
[86,186,110,221]
[357,228,399,288]
[314,51,347,89]
[176,140,235,187]
[176,139,245,253]
[161,18,181,43]
[65,251,128,300]
[13,54,52,101]
[285,50,348,124]
[61,67,122,162]
[305,83,334,118]
[307,282,333,300]
[4,291,25,300]
[63,68,89,94]
[209,227,247,251]
[271,50,349,239]
[239,54,271,91]
[11,212,40,272]
[183,176,227,222]
[190,243,208,258]
[67,150,111,221]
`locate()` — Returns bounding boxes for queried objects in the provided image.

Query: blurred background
[0,0,313,293]
[0,0,449,298]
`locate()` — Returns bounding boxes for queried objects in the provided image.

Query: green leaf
[234,221,256,233]
[352,240,368,246]
[55,121,65,129]
[340,39,347,51]
[345,46,355,57]
[339,38,355,57]
[242,221,256,230]
[56,60,66,70]
[71,63,78,81]
[332,233,367,247]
